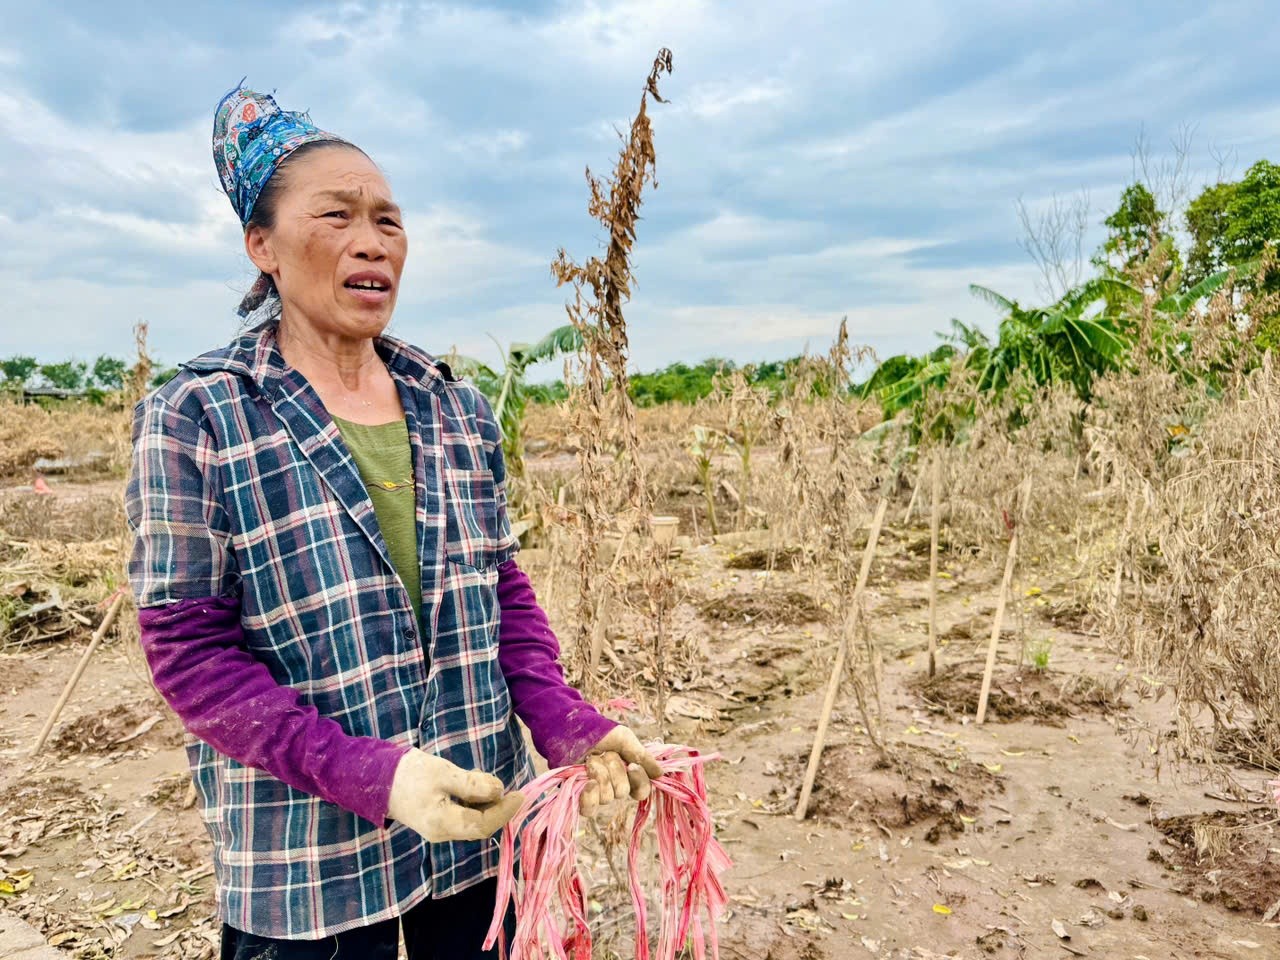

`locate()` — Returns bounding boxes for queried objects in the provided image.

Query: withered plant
[552,49,680,720]
[718,368,773,530]
[768,321,892,757]
[1121,252,1280,774]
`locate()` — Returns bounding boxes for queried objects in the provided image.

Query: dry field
[2,374,1280,960]
[5,51,1280,960]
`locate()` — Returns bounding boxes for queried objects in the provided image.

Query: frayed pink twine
[1269,778,1280,808]
[484,745,730,960]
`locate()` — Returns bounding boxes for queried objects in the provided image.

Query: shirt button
[405,626,418,641]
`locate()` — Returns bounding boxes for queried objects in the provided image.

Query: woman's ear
[244,226,278,277]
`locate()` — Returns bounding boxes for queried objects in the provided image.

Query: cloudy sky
[3,0,1279,375]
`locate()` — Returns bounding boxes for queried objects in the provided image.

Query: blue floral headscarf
[213,81,346,225]
[213,82,348,316]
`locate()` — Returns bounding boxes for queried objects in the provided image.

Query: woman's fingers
[580,781,600,817]
[585,755,615,805]
[603,751,630,800]
[626,762,652,802]
[443,766,506,807]
[444,791,525,841]
[606,727,664,781]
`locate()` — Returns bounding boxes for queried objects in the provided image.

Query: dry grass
[1141,352,1280,769]
[0,397,130,480]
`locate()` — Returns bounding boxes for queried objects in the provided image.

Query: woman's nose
[350,217,388,260]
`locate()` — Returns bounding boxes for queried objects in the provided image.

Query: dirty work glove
[578,726,664,817]
[386,748,525,842]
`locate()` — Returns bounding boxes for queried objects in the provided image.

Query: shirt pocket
[441,467,516,571]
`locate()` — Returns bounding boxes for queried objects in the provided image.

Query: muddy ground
[2,475,1280,959]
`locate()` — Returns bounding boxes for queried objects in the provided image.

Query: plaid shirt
[125,323,535,938]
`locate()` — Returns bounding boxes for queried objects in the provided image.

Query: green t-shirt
[332,415,422,626]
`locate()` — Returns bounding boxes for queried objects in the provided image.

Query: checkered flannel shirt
[125,323,535,938]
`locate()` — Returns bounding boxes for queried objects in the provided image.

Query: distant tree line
[0,354,180,400]
[0,349,804,408]
[527,357,799,406]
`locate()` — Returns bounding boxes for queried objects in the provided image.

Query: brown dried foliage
[550,50,680,717]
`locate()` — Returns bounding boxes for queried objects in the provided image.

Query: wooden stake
[795,497,889,821]
[902,468,924,525]
[31,591,126,756]
[975,479,1031,725]
[927,454,942,679]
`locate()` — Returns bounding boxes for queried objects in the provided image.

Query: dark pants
[220,878,514,960]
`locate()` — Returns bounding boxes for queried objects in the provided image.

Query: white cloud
[680,79,786,119]
[396,205,545,304]
[3,0,1280,373]
[449,129,530,160]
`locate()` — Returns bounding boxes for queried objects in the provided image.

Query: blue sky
[3,0,1279,375]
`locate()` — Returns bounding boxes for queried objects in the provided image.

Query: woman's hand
[386,748,524,842]
[579,726,663,816]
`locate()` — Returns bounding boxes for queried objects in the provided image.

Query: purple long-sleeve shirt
[138,559,615,826]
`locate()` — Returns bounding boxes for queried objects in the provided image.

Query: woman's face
[245,147,407,342]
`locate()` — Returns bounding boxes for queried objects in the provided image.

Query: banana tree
[448,324,584,479]
[966,277,1136,401]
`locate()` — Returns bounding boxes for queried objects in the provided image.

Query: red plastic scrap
[484,745,730,960]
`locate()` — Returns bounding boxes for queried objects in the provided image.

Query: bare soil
[3,476,1280,959]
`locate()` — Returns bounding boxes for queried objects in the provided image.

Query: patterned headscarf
[213,82,349,317]
[213,81,346,225]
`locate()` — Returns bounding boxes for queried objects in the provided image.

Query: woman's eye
[323,210,347,219]
[380,217,401,228]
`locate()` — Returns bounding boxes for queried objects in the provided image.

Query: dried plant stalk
[554,49,676,708]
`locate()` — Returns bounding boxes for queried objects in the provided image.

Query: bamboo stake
[795,497,888,821]
[927,454,942,679]
[31,591,127,756]
[975,479,1031,725]
[902,468,924,525]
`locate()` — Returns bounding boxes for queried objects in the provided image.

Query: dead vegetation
[698,589,825,627]
[551,50,680,726]
[0,774,217,958]
[769,742,1005,843]
[0,398,130,481]
[723,546,804,571]
[48,701,172,757]
[1153,807,1280,915]
[910,666,1127,725]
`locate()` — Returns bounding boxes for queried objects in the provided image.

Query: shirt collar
[181,322,455,398]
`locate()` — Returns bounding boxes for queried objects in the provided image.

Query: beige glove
[386,748,525,842]
[579,726,663,817]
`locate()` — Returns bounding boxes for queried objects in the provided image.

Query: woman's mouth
[343,272,394,304]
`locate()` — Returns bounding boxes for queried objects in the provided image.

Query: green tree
[38,360,88,391]
[629,358,733,405]
[90,355,128,391]
[0,355,38,387]
[859,280,1137,443]
[1093,183,1170,277]
[1185,160,1280,288]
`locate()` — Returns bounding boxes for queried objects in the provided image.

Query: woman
[125,83,659,960]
